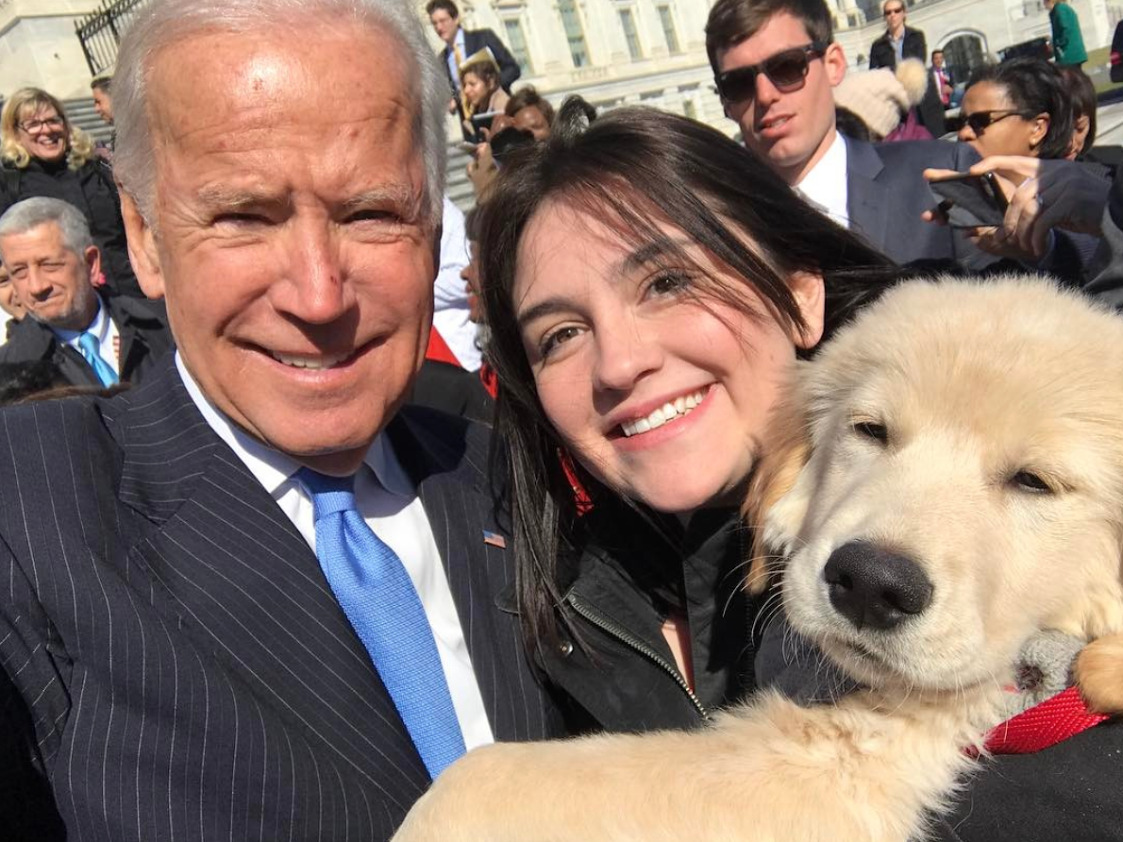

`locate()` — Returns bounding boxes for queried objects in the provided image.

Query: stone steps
[446,144,476,214]
[63,97,113,146]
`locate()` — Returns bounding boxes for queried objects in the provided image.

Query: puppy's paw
[1074,634,1123,715]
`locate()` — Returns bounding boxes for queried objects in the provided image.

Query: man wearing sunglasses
[705,0,989,270]
[868,0,945,136]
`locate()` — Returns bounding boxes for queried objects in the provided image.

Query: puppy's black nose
[824,541,933,631]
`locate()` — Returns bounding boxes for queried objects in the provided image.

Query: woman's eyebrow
[516,238,696,330]
[516,296,575,331]
[620,236,690,273]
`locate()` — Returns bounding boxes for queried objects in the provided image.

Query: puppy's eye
[1011,470,1054,494]
[852,421,888,444]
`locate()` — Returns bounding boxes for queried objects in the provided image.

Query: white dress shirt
[176,353,495,751]
[54,296,121,375]
[433,196,482,371]
[793,130,851,229]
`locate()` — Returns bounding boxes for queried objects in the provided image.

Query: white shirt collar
[174,351,414,498]
[792,131,850,229]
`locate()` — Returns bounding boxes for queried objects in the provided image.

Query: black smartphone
[928,171,1009,228]
[469,111,499,143]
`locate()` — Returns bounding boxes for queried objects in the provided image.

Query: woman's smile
[514,200,821,516]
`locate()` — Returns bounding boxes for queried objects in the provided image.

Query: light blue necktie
[298,468,466,779]
[76,331,118,386]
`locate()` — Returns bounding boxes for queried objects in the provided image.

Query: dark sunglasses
[962,109,1033,134]
[883,6,904,15]
[715,42,828,103]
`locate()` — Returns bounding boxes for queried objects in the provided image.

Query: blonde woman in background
[0,88,142,297]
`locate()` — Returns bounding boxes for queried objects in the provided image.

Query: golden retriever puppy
[393,277,1123,842]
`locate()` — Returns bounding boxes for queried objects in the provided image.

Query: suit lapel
[846,138,890,253]
[463,29,480,56]
[113,362,430,809]
[389,411,558,743]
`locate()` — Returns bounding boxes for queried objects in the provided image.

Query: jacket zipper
[567,594,709,720]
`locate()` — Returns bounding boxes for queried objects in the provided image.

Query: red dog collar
[985,686,1110,754]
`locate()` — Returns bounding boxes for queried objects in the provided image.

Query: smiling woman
[0,88,144,297]
[477,97,899,732]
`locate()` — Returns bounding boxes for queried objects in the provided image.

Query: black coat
[408,359,494,425]
[868,26,946,137]
[534,505,757,734]
[931,721,1123,841]
[0,293,171,387]
[0,159,144,299]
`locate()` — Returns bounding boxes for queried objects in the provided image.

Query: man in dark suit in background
[868,0,945,136]
[705,0,984,269]
[0,196,170,386]
[0,0,562,839]
[427,0,520,134]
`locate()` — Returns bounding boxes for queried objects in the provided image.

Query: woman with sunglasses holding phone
[0,88,143,298]
[957,57,1074,164]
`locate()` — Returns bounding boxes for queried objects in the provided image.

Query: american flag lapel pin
[482,530,507,549]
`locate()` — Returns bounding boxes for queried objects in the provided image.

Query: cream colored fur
[393,277,1123,842]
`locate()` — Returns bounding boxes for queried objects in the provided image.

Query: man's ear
[789,270,825,350]
[824,41,847,88]
[83,244,102,287]
[118,189,165,300]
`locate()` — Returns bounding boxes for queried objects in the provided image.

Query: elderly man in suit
[0,0,562,839]
[0,197,170,386]
[705,0,982,269]
[427,0,520,135]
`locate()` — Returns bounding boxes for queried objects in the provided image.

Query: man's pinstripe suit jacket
[0,360,564,841]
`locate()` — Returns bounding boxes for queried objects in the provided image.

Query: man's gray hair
[112,0,448,225]
[0,197,95,257]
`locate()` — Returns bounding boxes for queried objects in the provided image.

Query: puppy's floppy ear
[742,389,812,596]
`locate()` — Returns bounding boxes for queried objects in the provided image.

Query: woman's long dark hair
[477,98,901,656]
[967,57,1074,160]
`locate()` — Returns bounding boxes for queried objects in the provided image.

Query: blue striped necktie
[297,467,466,779]
[77,331,118,386]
